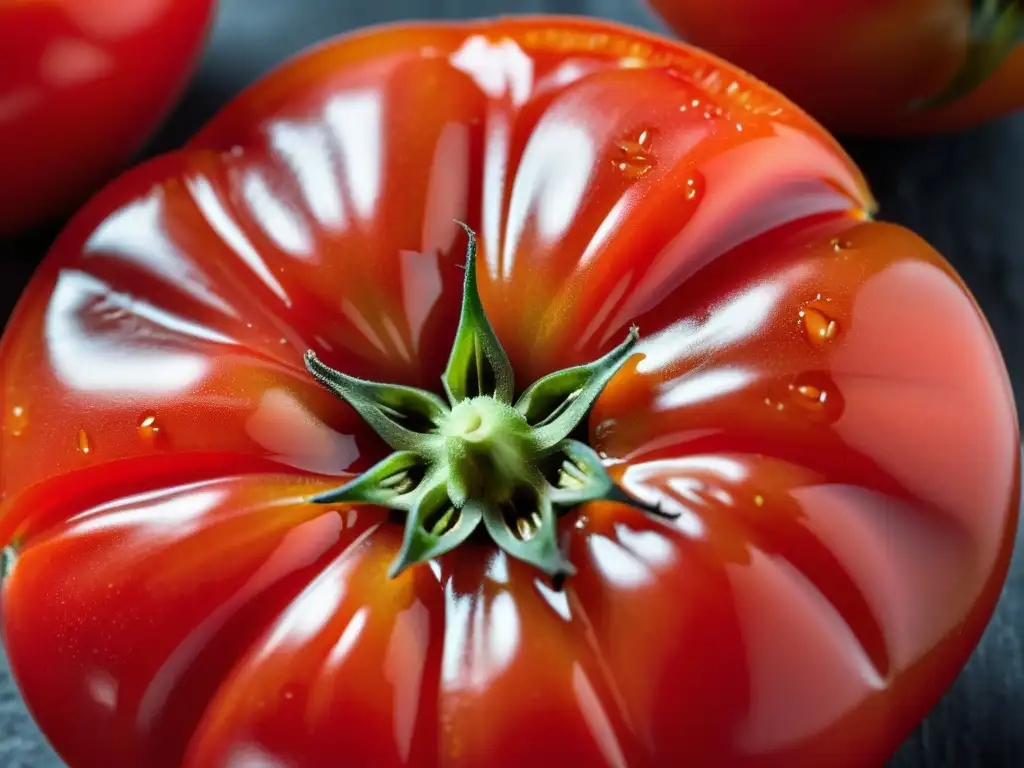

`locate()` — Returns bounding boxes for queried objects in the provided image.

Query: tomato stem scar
[303,223,671,580]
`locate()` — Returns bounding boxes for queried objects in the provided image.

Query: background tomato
[646,0,1024,135]
[0,13,1019,768]
[0,0,217,236]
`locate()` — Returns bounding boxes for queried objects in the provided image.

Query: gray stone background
[0,1,1021,765]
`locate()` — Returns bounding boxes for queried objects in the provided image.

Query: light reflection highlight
[577,270,632,350]
[534,578,572,621]
[572,663,629,768]
[399,249,443,352]
[45,270,220,395]
[579,196,630,268]
[187,176,292,307]
[620,456,752,538]
[324,90,383,222]
[450,35,535,106]
[86,669,118,711]
[614,525,677,570]
[241,168,313,259]
[259,557,350,653]
[340,297,389,356]
[637,285,781,373]
[441,579,521,691]
[325,607,368,668]
[67,485,226,539]
[503,119,596,276]
[268,121,346,229]
[655,367,755,410]
[587,535,654,589]
[383,601,431,762]
[728,549,886,755]
[225,744,294,768]
[486,551,509,585]
[41,38,113,87]
[246,388,360,476]
[84,191,237,317]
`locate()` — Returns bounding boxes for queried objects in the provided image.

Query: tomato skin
[0,0,216,236]
[0,15,1018,768]
[646,0,1024,134]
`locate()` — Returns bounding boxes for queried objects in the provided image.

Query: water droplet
[787,372,845,423]
[830,238,853,252]
[575,515,590,530]
[278,337,288,345]
[735,123,744,132]
[798,306,840,345]
[611,129,654,178]
[137,412,162,440]
[8,406,27,437]
[753,494,764,507]
[789,382,826,406]
[683,177,703,204]
[77,429,91,455]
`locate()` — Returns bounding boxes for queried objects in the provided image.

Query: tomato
[0,15,1018,768]
[0,0,217,236]
[646,0,1024,135]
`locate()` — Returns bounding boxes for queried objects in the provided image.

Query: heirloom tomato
[0,0,216,236]
[0,15,1018,768]
[647,0,1024,134]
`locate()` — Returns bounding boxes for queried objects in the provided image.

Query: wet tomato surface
[0,16,1018,768]
[0,0,216,235]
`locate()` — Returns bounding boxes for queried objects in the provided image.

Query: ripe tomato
[646,0,1024,134]
[0,0,216,236]
[0,16,1018,768]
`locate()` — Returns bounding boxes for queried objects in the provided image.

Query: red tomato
[0,16,1018,768]
[0,0,216,236]
[647,0,1024,134]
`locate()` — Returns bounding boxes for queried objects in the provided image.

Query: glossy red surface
[0,16,1018,767]
[0,0,215,235]
[647,0,1024,134]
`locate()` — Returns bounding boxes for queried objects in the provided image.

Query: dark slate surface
[0,1,1021,766]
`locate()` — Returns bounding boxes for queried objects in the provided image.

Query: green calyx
[913,0,1023,111]
[304,222,660,580]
